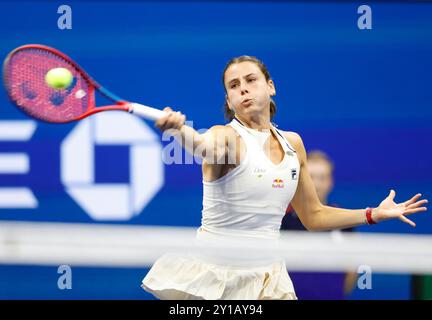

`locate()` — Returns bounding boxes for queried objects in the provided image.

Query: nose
[239,81,249,95]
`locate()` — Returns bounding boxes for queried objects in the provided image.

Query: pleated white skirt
[141,228,297,300]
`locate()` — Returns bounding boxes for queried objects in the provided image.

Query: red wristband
[366,207,377,225]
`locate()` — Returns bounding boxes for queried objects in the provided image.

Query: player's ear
[268,79,276,96]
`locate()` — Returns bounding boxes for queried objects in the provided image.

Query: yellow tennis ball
[45,67,73,89]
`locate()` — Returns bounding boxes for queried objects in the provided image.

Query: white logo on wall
[61,112,164,220]
[0,121,38,208]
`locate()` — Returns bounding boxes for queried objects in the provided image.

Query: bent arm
[286,132,369,231]
[155,107,230,163]
[172,124,229,163]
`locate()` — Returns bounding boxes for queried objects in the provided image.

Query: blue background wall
[0,1,431,299]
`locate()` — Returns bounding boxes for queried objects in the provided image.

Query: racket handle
[128,103,168,121]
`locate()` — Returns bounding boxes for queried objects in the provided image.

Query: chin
[243,105,265,115]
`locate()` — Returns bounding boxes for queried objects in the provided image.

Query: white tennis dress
[142,118,300,300]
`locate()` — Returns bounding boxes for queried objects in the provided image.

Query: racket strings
[4,48,91,123]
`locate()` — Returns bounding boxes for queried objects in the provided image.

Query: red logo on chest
[272,178,284,188]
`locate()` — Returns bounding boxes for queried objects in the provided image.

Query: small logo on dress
[254,167,266,178]
[272,178,284,188]
[285,151,294,157]
[291,169,297,180]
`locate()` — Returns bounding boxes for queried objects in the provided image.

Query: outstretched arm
[285,131,428,231]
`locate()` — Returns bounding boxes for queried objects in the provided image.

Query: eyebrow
[227,73,257,86]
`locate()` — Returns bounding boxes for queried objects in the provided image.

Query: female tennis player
[141,56,428,300]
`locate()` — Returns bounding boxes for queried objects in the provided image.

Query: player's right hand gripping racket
[2,44,168,123]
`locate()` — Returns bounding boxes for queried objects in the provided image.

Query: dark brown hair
[222,56,276,121]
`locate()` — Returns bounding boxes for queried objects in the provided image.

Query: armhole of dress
[273,127,301,177]
[274,127,297,153]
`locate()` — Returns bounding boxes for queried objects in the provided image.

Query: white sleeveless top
[200,118,300,240]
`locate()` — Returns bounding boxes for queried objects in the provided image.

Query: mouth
[241,98,253,106]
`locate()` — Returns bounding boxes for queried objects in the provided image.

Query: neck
[234,113,271,131]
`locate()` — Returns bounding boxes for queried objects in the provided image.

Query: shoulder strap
[272,127,297,153]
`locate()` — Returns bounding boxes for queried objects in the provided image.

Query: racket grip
[128,103,168,121]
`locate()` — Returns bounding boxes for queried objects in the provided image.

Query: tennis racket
[2,44,168,123]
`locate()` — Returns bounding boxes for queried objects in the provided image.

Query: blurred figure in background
[281,150,358,299]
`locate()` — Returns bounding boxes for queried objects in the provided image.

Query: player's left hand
[372,190,428,227]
